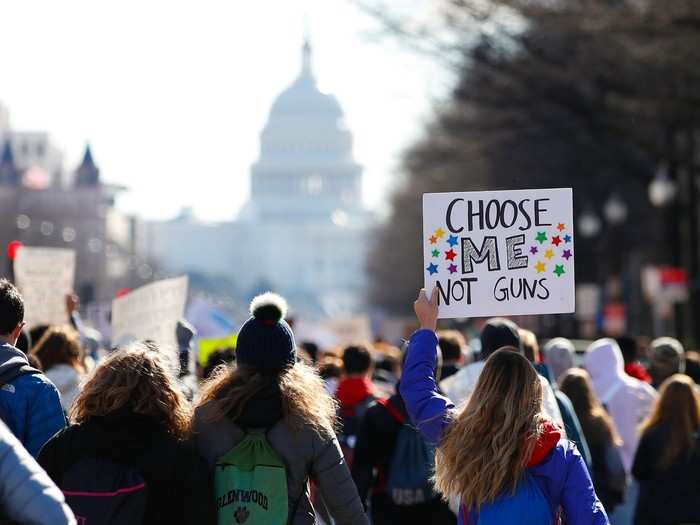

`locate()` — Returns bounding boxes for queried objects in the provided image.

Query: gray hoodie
[0,418,75,524]
[192,401,369,525]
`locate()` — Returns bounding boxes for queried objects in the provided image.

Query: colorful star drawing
[435,228,446,239]
[564,234,572,243]
[551,235,562,247]
[544,249,554,260]
[557,223,566,232]
[448,263,458,274]
[429,235,437,245]
[553,264,565,277]
[535,231,547,244]
[534,261,546,273]
[427,263,439,275]
[431,249,440,258]
[562,249,573,260]
[530,246,538,255]
[447,235,459,247]
[445,249,457,261]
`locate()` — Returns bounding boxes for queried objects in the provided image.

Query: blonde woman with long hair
[400,290,608,525]
[192,293,368,525]
[38,343,215,525]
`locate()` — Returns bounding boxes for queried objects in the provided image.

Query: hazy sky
[0,0,449,221]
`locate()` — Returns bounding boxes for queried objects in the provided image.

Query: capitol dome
[241,37,364,225]
[268,41,344,122]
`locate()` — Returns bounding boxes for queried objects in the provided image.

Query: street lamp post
[648,141,700,344]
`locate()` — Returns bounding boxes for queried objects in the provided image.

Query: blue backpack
[378,398,436,506]
[463,471,556,524]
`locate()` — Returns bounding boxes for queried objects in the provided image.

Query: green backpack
[215,431,290,525]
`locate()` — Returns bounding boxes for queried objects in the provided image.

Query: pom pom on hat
[250,292,288,324]
[236,292,296,373]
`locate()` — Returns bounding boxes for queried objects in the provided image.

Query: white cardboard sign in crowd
[423,188,575,319]
[14,247,76,326]
[111,276,188,353]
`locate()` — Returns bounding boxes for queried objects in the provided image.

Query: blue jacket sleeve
[24,377,66,458]
[561,443,609,525]
[399,329,454,445]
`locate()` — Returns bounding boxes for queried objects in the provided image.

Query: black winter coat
[632,425,700,525]
[38,410,215,525]
[351,393,455,525]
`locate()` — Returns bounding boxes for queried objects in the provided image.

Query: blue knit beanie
[236,293,296,373]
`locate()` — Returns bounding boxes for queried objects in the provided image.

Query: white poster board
[423,188,575,318]
[111,276,188,352]
[14,247,76,326]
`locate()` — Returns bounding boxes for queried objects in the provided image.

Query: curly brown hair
[197,361,338,435]
[31,325,84,372]
[70,342,191,438]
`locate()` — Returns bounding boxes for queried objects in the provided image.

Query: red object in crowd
[6,241,22,261]
[336,376,375,417]
[115,288,131,298]
[624,362,652,384]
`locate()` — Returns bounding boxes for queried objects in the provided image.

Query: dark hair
[0,279,23,336]
[318,356,343,380]
[202,347,236,379]
[559,368,620,448]
[519,329,539,364]
[31,325,84,372]
[438,330,466,362]
[640,374,700,469]
[616,336,638,364]
[16,327,31,354]
[29,325,50,347]
[300,341,319,363]
[27,353,42,370]
[342,344,373,375]
[684,351,700,385]
[480,318,520,359]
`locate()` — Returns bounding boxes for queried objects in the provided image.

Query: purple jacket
[399,329,609,525]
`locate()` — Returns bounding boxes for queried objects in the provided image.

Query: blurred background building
[0,102,146,303]
[143,38,372,317]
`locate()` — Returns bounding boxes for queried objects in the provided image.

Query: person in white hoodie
[440,318,565,431]
[31,325,84,412]
[585,338,657,525]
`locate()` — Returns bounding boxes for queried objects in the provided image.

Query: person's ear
[10,322,24,344]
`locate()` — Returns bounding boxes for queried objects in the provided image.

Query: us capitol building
[144,39,372,316]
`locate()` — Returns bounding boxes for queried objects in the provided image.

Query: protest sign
[111,276,188,353]
[14,247,76,326]
[423,188,575,318]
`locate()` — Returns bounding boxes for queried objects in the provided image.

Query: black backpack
[59,456,148,525]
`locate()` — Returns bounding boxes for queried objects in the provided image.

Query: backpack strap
[376,398,405,425]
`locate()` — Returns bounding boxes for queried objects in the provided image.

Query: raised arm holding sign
[423,188,575,318]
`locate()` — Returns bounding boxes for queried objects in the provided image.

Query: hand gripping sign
[423,188,575,319]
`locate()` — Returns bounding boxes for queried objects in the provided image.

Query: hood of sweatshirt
[336,376,375,415]
[0,343,38,385]
[584,338,626,402]
[527,421,561,467]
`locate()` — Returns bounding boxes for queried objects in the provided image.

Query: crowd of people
[0,278,699,525]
